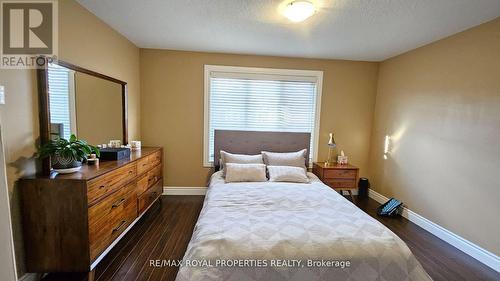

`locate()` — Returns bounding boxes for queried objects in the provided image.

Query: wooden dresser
[20,147,163,278]
[312,162,359,199]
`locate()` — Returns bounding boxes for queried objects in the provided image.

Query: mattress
[175,171,431,281]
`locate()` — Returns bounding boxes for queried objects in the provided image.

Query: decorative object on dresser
[312,162,359,199]
[130,140,142,150]
[99,147,131,161]
[36,134,100,174]
[109,139,122,148]
[19,147,163,281]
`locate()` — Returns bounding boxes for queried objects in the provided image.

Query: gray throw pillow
[220,151,264,177]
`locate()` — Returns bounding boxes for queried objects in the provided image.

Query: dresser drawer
[137,165,162,196]
[136,173,149,195]
[88,181,137,261]
[147,165,162,188]
[149,151,162,168]
[325,179,356,189]
[88,181,136,224]
[87,162,137,205]
[138,179,162,214]
[324,169,357,179]
[137,156,150,175]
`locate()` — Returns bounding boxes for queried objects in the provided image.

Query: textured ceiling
[77,0,500,61]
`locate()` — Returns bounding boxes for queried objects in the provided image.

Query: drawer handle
[111,198,126,208]
[99,185,106,189]
[142,163,147,167]
[128,170,134,174]
[112,220,127,233]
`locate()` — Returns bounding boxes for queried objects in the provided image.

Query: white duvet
[175,172,431,281]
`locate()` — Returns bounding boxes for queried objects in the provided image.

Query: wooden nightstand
[312,162,359,199]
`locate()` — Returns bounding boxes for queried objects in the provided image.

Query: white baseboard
[368,188,500,273]
[163,186,207,195]
[367,188,387,204]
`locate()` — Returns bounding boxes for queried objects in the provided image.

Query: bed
[176,130,431,281]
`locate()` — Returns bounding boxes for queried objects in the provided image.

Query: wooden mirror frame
[37,59,128,175]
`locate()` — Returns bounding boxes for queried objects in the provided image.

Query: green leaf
[36,134,100,162]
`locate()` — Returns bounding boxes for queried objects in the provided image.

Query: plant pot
[52,154,82,174]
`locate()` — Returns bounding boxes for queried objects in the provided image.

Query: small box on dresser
[312,162,359,199]
[19,147,163,280]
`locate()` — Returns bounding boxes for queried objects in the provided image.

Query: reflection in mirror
[47,63,124,145]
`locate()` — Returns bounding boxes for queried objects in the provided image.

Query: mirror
[47,63,124,144]
[38,59,127,174]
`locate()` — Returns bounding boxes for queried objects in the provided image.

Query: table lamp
[326,133,337,166]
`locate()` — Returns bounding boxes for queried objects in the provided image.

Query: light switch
[0,85,4,104]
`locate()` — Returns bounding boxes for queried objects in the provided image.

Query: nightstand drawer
[325,179,356,189]
[324,169,357,179]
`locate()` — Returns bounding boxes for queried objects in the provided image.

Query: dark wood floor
[352,197,499,281]
[43,195,499,281]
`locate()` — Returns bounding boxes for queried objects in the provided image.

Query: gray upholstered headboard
[213,130,311,168]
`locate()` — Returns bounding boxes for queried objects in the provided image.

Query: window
[48,63,76,140]
[204,65,323,167]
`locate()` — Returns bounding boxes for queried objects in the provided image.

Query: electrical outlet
[0,85,4,104]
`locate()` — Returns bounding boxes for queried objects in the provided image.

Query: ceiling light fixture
[283,1,316,22]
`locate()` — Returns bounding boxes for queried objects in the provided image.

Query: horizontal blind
[48,63,71,140]
[208,75,318,162]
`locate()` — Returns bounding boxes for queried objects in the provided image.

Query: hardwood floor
[43,195,499,281]
[42,196,203,281]
[351,196,499,281]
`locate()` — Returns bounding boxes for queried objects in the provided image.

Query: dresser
[20,147,163,279]
[312,162,359,199]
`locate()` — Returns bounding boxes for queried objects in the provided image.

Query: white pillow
[261,149,307,170]
[225,163,267,183]
[220,151,264,177]
[267,166,309,183]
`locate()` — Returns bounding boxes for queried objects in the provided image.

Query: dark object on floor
[358,177,370,198]
[377,198,403,217]
[99,147,131,160]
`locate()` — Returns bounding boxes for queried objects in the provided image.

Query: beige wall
[59,1,141,142]
[0,0,140,276]
[369,18,500,255]
[75,72,123,145]
[1,0,497,276]
[0,66,38,279]
[140,49,379,186]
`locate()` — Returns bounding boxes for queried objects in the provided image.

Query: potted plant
[37,134,100,174]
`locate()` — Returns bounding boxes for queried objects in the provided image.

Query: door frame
[0,116,18,281]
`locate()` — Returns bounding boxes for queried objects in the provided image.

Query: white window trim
[68,70,78,136]
[203,65,323,167]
